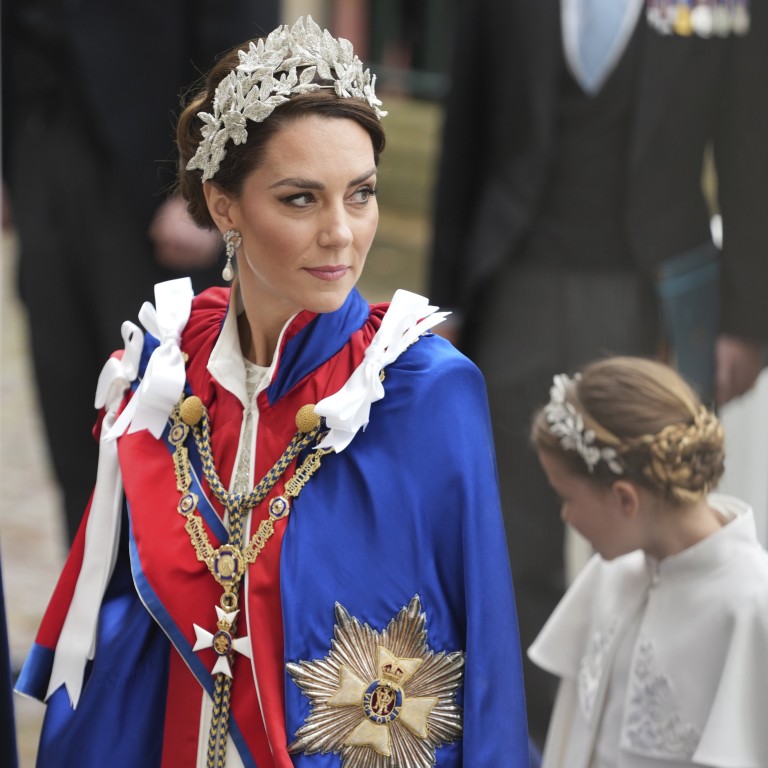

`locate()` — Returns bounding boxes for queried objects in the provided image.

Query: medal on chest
[646,0,751,37]
[287,596,465,767]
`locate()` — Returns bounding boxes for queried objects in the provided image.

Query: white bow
[107,278,194,439]
[46,321,144,707]
[315,289,449,452]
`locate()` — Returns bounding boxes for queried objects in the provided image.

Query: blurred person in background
[1,0,280,544]
[428,0,768,749]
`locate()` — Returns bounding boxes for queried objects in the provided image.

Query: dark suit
[429,0,768,747]
[2,0,279,542]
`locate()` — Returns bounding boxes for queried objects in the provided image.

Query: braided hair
[532,357,725,505]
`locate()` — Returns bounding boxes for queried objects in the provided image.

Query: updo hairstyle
[176,40,387,230]
[531,357,725,505]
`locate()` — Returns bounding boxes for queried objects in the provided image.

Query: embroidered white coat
[529,494,768,768]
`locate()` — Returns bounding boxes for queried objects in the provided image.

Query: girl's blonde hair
[531,357,725,505]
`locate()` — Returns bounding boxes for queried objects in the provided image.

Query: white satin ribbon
[107,278,194,439]
[315,289,449,453]
[46,321,144,707]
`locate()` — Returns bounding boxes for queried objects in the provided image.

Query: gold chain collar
[169,394,331,766]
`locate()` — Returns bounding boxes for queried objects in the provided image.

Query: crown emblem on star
[380,661,407,684]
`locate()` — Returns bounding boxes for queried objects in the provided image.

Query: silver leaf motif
[187,16,387,182]
[544,373,624,475]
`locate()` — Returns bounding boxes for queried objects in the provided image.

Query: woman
[16,18,529,767]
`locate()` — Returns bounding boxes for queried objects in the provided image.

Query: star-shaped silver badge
[287,596,464,767]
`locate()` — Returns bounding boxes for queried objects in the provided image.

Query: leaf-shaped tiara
[187,16,387,182]
[544,374,624,475]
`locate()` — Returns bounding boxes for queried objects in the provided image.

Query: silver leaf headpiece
[187,16,387,182]
[544,374,624,475]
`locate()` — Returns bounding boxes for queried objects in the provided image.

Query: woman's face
[221,115,378,324]
[538,450,639,560]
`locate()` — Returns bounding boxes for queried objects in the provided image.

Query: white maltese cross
[193,606,252,678]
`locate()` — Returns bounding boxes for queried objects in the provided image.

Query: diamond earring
[222,230,242,282]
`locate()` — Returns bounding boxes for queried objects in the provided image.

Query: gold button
[295,404,320,433]
[180,395,204,426]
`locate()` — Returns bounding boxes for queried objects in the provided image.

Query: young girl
[528,356,768,768]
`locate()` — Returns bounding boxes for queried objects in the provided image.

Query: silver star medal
[193,606,252,677]
[288,596,464,768]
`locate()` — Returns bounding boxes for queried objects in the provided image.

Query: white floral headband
[187,16,387,182]
[544,374,624,475]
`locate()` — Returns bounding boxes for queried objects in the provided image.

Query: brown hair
[176,41,387,229]
[531,357,725,505]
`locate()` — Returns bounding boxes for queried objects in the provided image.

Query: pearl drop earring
[222,230,242,282]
